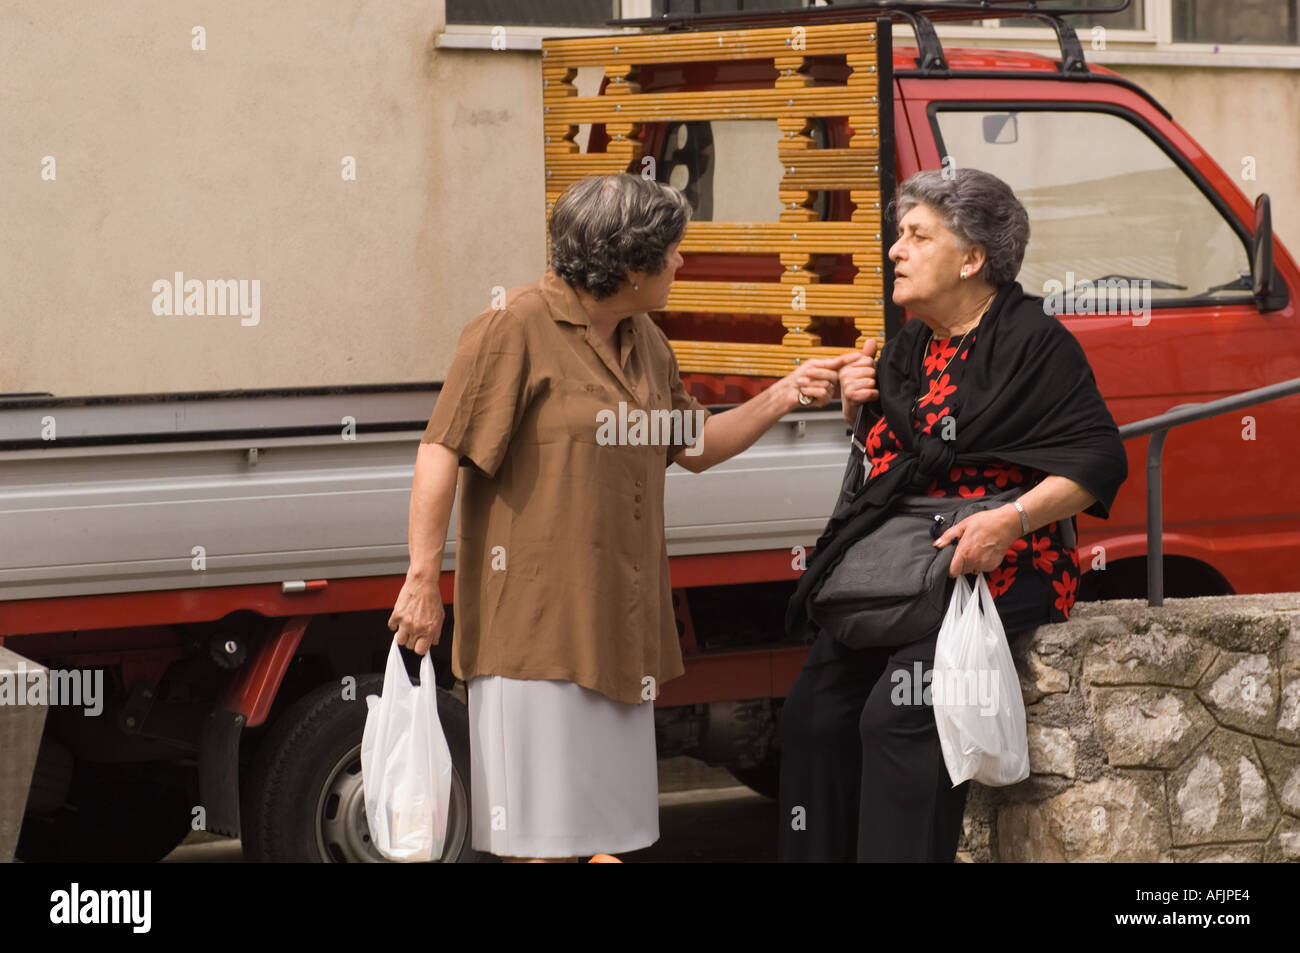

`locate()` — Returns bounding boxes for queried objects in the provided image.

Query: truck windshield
[932,108,1252,306]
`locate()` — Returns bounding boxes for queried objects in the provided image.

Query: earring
[633,282,639,290]
[960,270,969,279]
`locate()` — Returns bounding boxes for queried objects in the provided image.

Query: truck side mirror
[1252,194,1289,312]
[981,113,1018,145]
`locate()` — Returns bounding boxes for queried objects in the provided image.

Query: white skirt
[466,675,659,858]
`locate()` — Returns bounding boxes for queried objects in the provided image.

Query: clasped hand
[932,505,1024,577]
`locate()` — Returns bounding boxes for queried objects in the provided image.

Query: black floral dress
[862,329,1081,628]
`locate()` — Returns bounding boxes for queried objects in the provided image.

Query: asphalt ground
[162,758,780,863]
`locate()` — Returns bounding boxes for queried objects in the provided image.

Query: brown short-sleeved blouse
[422,269,711,705]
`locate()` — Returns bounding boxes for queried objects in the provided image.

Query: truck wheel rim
[315,743,469,862]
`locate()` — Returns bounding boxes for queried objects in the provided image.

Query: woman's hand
[783,354,857,412]
[388,572,445,656]
[839,338,879,425]
[933,505,1023,577]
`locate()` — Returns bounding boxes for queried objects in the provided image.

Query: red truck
[2,0,1296,862]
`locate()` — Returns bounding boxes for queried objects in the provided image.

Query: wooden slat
[542,23,876,68]
[543,149,881,193]
[544,86,877,124]
[677,221,881,255]
[543,145,881,194]
[780,148,880,190]
[544,154,635,192]
[668,280,881,317]
[669,340,878,377]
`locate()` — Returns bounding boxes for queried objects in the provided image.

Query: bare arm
[672,354,854,473]
[671,377,796,473]
[388,441,460,654]
[1010,475,1096,535]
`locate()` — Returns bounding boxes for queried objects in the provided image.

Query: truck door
[903,79,1300,595]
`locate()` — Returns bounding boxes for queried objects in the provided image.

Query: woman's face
[628,241,683,311]
[888,203,973,315]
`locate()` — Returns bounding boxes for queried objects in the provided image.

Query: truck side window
[932,109,1252,305]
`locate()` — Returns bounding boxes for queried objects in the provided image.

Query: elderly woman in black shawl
[778,168,1128,863]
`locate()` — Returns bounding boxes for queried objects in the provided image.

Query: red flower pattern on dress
[921,407,951,436]
[983,463,1025,489]
[871,449,897,477]
[861,327,1077,623]
[919,373,957,408]
[866,416,888,457]
[987,565,1017,597]
[1053,572,1078,613]
[924,339,958,375]
[1032,535,1059,573]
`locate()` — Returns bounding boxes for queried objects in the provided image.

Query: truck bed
[0,386,848,601]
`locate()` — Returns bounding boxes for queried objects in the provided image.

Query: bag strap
[1061,514,1078,551]
[850,402,874,456]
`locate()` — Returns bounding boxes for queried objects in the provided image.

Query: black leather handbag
[808,487,1026,650]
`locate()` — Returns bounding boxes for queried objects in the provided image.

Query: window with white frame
[444,0,829,26]
[445,0,620,27]
[1172,0,1299,45]
[934,0,1300,49]
[651,0,823,14]
[997,0,1145,31]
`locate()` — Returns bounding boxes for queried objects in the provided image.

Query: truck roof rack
[612,0,1133,76]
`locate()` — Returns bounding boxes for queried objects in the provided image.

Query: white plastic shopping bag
[360,641,453,861]
[932,573,1030,787]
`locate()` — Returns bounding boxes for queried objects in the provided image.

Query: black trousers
[777,590,1041,863]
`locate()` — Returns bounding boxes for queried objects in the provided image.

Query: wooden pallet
[669,340,858,376]
[542,21,884,377]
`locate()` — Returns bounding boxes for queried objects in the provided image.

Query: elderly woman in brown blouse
[387,174,852,863]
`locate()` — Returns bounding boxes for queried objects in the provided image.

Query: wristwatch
[1012,500,1031,535]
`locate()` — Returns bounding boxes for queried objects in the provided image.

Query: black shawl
[785,280,1129,640]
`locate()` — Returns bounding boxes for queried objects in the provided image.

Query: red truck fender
[199,614,309,837]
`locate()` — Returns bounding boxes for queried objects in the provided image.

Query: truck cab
[891,45,1300,599]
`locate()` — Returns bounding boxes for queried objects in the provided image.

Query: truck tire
[16,761,195,863]
[241,674,483,862]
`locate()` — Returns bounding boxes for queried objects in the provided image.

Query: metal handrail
[1116,376,1300,605]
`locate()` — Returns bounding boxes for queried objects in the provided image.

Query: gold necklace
[913,296,995,412]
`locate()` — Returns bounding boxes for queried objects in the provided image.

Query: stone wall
[0,648,47,864]
[958,593,1300,862]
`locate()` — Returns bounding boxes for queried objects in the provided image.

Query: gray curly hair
[549,174,691,300]
[893,168,1030,287]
